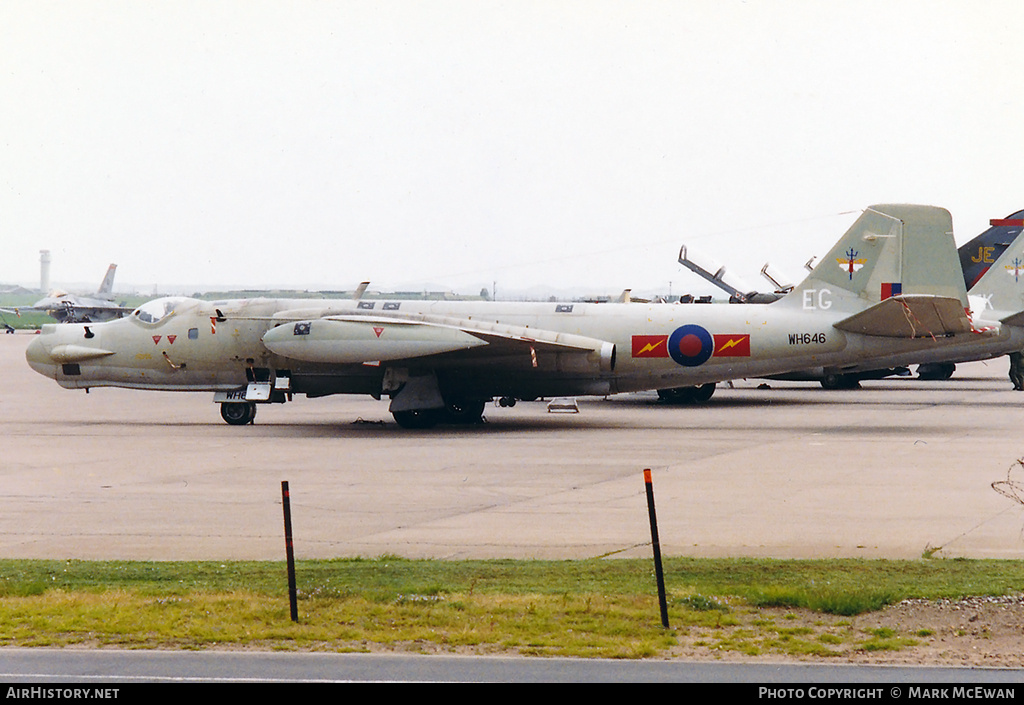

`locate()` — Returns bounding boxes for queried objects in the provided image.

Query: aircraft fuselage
[25,295,1012,404]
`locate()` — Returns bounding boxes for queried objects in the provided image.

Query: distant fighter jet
[1,264,133,323]
[24,205,1000,428]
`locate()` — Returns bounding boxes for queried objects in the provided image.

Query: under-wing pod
[262,317,488,363]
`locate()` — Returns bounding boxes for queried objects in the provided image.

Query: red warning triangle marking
[373,327,384,338]
[152,335,161,344]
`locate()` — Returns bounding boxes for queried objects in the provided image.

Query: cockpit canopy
[132,297,187,324]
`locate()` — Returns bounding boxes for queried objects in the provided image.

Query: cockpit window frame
[132,297,186,325]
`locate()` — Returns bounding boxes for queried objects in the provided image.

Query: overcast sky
[3,0,1023,298]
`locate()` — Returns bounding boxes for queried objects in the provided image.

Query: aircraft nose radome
[25,335,55,376]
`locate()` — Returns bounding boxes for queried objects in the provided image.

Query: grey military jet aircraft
[675,210,1024,389]
[774,217,1024,388]
[25,204,993,428]
[2,264,133,323]
[960,211,1024,290]
[910,210,1024,380]
[682,211,1024,305]
[786,210,1024,385]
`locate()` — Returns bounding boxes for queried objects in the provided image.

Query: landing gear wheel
[392,408,442,429]
[656,383,716,404]
[657,387,695,403]
[917,362,955,380]
[690,383,716,402]
[444,399,486,424]
[820,374,860,390]
[221,402,257,425]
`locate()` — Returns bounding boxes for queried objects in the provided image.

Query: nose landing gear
[220,401,257,425]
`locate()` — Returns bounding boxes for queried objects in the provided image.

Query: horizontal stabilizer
[833,295,971,338]
[1000,310,1024,328]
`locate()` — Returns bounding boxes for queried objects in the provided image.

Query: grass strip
[0,557,1019,659]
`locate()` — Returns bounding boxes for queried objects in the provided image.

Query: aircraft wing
[261,313,615,369]
[1,300,132,314]
[833,295,972,338]
[0,302,134,322]
[0,304,57,317]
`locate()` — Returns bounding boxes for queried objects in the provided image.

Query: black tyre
[657,387,696,403]
[392,409,442,429]
[657,384,715,403]
[444,399,486,424]
[221,402,256,425]
[820,374,860,390]
[691,383,716,402]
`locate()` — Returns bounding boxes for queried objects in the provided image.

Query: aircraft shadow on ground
[53,380,1020,438]
[62,412,966,440]
[603,387,1019,410]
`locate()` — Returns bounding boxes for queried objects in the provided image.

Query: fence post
[644,468,669,628]
[282,480,299,622]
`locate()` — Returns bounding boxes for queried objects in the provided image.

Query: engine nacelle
[262,318,486,364]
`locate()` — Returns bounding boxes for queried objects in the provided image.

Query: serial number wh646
[788,333,827,345]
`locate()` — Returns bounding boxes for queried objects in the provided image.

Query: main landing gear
[656,383,716,404]
[819,373,861,390]
[391,398,488,429]
[916,362,956,381]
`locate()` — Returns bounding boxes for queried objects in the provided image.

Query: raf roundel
[668,324,714,367]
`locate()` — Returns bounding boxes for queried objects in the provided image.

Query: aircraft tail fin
[958,211,1024,290]
[352,281,370,300]
[781,204,968,317]
[963,211,1024,318]
[97,264,117,295]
